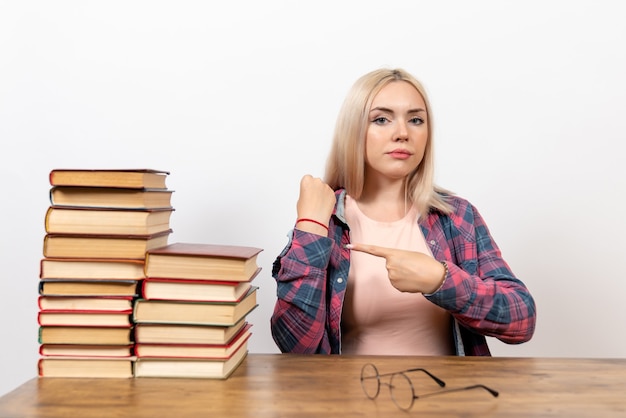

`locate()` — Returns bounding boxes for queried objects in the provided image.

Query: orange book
[49,187,174,209]
[145,242,263,282]
[49,168,169,189]
[39,280,139,297]
[38,357,134,378]
[40,258,145,280]
[45,206,174,235]
[38,326,133,345]
[42,230,171,259]
[38,310,133,327]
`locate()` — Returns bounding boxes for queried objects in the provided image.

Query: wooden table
[1,354,625,417]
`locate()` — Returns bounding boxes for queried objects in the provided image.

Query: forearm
[426,200,537,343]
[426,261,536,343]
[271,299,330,354]
[270,231,334,353]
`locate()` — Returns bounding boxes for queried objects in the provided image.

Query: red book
[141,269,259,302]
[135,324,252,359]
[134,339,249,379]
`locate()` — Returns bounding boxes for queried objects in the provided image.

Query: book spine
[44,206,52,233]
[37,358,44,377]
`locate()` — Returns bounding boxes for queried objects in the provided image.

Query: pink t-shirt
[341,195,454,355]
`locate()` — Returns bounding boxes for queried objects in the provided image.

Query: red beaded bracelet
[296,218,329,232]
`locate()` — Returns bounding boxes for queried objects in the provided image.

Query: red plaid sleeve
[270,229,338,354]
[424,196,536,344]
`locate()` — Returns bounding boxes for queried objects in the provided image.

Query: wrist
[425,261,448,294]
[295,218,329,236]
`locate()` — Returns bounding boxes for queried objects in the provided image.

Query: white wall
[1,0,625,396]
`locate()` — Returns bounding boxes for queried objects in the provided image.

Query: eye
[409,117,425,125]
[372,116,389,125]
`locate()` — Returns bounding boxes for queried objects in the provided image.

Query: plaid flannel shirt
[271,189,536,356]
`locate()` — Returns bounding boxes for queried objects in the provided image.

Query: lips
[387,149,412,159]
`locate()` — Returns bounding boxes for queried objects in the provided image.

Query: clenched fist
[295,175,336,236]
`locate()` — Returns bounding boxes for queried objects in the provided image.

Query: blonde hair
[324,68,452,218]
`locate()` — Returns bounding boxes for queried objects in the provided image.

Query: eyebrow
[369,106,426,114]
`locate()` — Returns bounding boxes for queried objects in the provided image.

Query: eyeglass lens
[390,372,416,411]
[360,363,381,399]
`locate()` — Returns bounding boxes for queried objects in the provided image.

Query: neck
[357,177,410,221]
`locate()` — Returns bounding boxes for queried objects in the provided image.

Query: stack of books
[133,242,262,379]
[37,169,174,378]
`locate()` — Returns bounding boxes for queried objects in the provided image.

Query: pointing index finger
[346,243,390,258]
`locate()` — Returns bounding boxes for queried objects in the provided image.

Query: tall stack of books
[37,169,174,378]
[133,243,262,379]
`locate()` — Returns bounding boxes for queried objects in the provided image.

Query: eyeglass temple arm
[416,384,500,399]
[403,367,446,387]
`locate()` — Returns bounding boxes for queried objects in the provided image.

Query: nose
[394,121,409,142]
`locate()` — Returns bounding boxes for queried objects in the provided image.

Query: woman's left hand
[347,243,446,294]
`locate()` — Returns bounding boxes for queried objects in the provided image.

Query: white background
[1,0,625,396]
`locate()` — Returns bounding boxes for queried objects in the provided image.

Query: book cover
[42,230,172,259]
[38,296,134,311]
[38,357,135,378]
[134,340,248,379]
[135,324,252,359]
[140,276,257,302]
[134,319,248,345]
[45,206,174,235]
[37,310,133,327]
[49,168,169,189]
[49,187,174,209]
[38,326,133,345]
[39,280,139,297]
[39,344,134,358]
[133,287,258,326]
[40,258,145,280]
[145,242,263,282]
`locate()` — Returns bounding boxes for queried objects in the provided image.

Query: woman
[270,68,536,356]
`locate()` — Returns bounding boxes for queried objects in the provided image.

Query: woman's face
[364,81,428,183]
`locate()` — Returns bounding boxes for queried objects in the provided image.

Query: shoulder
[433,191,475,218]
[429,192,482,240]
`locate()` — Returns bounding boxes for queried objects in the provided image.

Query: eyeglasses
[360,363,499,411]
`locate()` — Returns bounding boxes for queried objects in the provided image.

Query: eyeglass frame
[360,363,499,411]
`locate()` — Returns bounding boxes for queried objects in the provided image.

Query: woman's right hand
[295,175,336,236]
